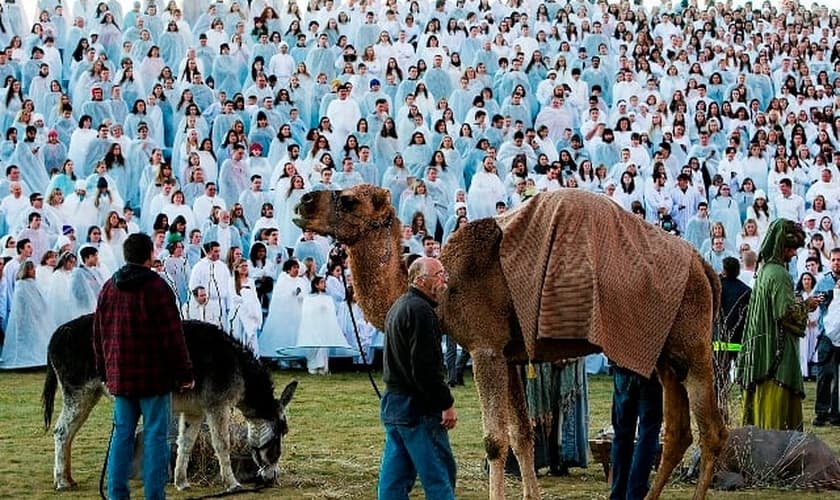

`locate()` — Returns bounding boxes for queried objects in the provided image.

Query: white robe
[467,171,507,220]
[35,265,54,293]
[0,279,54,369]
[229,282,262,356]
[338,301,377,364]
[326,97,361,147]
[68,266,104,321]
[67,128,97,172]
[162,203,197,232]
[192,194,228,226]
[260,272,308,358]
[47,269,76,327]
[281,292,356,373]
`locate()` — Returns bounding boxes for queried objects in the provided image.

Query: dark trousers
[610,366,663,500]
[815,335,840,421]
[444,335,470,384]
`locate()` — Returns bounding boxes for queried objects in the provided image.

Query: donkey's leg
[645,364,691,500]
[174,412,203,490]
[472,348,511,500]
[206,407,241,491]
[54,381,103,489]
[506,364,539,500]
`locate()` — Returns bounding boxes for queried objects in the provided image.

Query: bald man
[378,257,457,499]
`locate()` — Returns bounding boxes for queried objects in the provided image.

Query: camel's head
[294,184,394,243]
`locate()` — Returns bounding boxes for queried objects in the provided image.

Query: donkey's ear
[277,380,298,408]
[371,188,391,210]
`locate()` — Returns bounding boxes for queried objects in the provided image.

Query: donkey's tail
[42,358,58,432]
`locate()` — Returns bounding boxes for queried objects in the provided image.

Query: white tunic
[188,258,230,329]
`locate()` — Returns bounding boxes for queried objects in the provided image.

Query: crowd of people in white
[0,0,839,382]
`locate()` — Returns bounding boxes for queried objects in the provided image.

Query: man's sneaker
[812,416,829,427]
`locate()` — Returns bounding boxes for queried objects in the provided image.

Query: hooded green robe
[736,219,809,430]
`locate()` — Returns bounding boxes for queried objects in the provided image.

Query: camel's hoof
[175,480,191,491]
[55,482,77,491]
[226,483,242,493]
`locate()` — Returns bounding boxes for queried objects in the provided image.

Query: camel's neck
[346,222,406,330]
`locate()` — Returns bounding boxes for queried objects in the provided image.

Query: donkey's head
[246,380,298,483]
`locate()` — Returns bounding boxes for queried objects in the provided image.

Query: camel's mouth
[292,206,328,235]
[292,201,313,229]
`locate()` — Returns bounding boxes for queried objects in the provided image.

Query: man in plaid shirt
[93,233,193,500]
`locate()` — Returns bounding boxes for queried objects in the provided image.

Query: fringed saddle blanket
[496,189,696,377]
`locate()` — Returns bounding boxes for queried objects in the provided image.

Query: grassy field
[1,368,838,499]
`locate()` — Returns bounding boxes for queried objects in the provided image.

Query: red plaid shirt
[93,264,192,397]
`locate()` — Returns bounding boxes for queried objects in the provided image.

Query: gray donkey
[42,315,297,491]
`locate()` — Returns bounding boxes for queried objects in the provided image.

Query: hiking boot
[549,463,569,477]
[813,416,830,427]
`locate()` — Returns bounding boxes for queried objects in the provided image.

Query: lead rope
[340,264,381,399]
[99,422,115,500]
[186,483,268,499]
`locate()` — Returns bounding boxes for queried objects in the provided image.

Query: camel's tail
[701,258,722,325]
[42,358,57,432]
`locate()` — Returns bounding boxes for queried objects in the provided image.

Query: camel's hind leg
[506,364,539,500]
[648,259,728,500]
[645,363,691,500]
[53,381,104,490]
[472,348,512,500]
[683,355,727,500]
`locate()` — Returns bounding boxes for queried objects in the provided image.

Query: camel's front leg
[174,412,203,490]
[507,364,539,500]
[472,348,512,500]
[645,363,691,500]
[54,382,103,490]
[206,407,241,491]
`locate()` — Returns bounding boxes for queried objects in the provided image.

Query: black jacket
[719,276,751,345]
[382,287,453,415]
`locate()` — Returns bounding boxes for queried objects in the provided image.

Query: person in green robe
[736,218,823,430]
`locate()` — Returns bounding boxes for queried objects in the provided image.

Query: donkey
[42,315,298,491]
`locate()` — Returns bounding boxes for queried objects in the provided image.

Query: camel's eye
[339,195,358,210]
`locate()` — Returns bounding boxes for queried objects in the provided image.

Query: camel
[294,185,727,500]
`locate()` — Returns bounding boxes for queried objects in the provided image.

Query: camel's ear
[371,189,391,210]
[277,380,298,408]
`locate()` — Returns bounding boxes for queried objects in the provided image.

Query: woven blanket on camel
[495,189,696,377]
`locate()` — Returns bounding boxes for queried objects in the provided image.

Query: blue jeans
[610,366,663,500]
[378,393,456,500]
[108,394,172,500]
